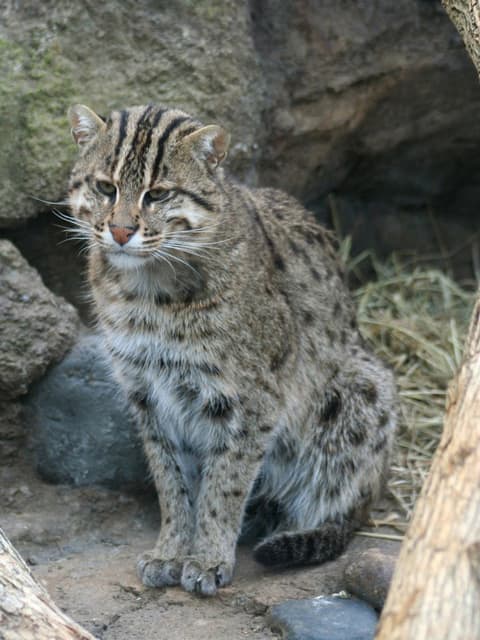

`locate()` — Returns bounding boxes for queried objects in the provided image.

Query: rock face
[0,239,78,466]
[253,1,480,204]
[0,402,23,463]
[25,334,149,489]
[1,0,479,236]
[0,240,79,400]
[0,0,265,228]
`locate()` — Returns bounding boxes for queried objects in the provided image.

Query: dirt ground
[1,458,400,640]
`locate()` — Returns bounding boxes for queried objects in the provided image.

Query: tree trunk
[376,7,480,635]
[0,527,97,640]
[442,0,480,75]
[375,290,480,640]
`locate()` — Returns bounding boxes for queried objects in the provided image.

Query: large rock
[0,0,266,228]
[253,1,480,205]
[25,334,149,489]
[1,1,480,232]
[0,239,79,400]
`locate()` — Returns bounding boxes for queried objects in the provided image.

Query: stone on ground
[343,548,396,611]
[25,333,148,489]
[268,595,378,640]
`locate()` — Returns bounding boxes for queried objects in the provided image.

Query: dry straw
[341,238,477,530]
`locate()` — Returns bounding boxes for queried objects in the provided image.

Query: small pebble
[343,548,396,611]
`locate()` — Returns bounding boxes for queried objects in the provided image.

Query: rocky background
[1,0,479,480]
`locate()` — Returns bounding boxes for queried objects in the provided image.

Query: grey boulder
[25,333,149,490]
[0,239,79,400]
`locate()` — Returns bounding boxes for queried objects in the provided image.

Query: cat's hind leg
[254,354,396,568]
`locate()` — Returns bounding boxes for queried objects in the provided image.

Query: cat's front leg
[181,426,266,596]
[134,406,194,588]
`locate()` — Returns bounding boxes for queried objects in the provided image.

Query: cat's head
[66,104,230,271]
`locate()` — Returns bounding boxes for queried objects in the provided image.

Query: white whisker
[57,235,91,247]
[150,249,177,278]
[55,223,92,237]
[78,244,93,258]
[187,237,237,247]
[29,195,71,207]
[165,238,234,251]
[52,208,92,231]
[163,221,223,237]
[161,241,207,258]
[152,248,201,277]
[159,241,225,268]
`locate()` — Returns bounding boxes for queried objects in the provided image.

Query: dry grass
[341,241,477,528]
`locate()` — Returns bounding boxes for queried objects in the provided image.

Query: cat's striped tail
[253,519,356,567]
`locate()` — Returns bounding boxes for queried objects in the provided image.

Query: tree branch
[0,527,97,640]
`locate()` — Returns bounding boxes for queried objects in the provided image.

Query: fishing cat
[66,104,396,596]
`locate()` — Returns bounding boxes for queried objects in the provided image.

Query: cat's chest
[103,317,239,454]
[101,292,222,375]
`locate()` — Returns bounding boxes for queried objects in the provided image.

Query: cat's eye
[96,180,116,198]
[144,188,173,206]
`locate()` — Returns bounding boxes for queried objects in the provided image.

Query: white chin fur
[107,251,151,270]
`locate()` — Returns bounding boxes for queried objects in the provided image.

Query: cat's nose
[109,223,139,246]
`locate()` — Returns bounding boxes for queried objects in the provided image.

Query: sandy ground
[1,459,400,640]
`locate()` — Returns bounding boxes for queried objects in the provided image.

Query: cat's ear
[68,104,106,147]
[183,125,230,171]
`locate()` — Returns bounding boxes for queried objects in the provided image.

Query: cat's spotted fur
[66,104,397,596]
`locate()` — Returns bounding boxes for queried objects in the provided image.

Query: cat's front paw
[137,551,183,588]
[181,558,234,596]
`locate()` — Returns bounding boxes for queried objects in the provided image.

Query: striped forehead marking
[107,106,199,186]
[118,105,156,182]
[111,109,129,174]
[149,115,190,184]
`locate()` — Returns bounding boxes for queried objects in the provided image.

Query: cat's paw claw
[181,559,233,596]
[137,551,182,588]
